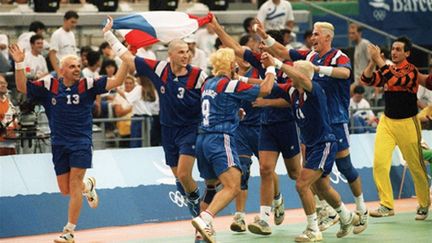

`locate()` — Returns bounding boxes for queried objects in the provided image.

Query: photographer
[0,74,17,156]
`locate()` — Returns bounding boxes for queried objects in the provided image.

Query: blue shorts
[305,142,337,176]
[196,133,241,180]
[259,121,300,159]
[331,123,350,152]
[161,125,197,167]
[52,144,93,176]
[235,125,260,157]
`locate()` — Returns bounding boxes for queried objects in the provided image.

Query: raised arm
[360,44,385,87]
[102,16,136,73]
[276,59,313,92]
[105,59,128,90]
[254,19,291,61]
[9,44,27,94]
[257,52,276,97]
[208,16,245,58]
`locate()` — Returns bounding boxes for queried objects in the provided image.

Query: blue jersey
[135,57,207,127]
[243,49,295,124]
[27,75,108,145]
[200,76,260,135]
[281,82,335,147]
[289,48,352,124]
[239,67,262,126]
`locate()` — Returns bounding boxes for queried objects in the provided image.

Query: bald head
[168,39,188,54]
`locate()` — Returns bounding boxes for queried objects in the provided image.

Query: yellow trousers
[373,114,430,209]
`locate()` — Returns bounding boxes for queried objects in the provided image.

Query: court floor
[3,198,431,243]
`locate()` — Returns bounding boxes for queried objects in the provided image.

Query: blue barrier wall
[1,132,431,238]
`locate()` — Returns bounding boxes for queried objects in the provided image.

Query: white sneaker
[53,229,74,243]
[353,210,368,234]
[248,216,272,235]
[295,228,323,242]
[336,212,359,238]
[273,197,285,225]
[318,206,339,232]
[192,216,216,243]
[84,177,98,208]
[415,206,429,220]
[230,214,246,232]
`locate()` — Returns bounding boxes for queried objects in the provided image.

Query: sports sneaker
[415,206,429,220]
[84,177,98,208]
[318,205,339,232]
[369,205,394,217]
[192,216,216,243]
[273,197,285,225]
[353,210,368,234]
[248,216,272,235]
[336,212,359,238]
[230,214,246,232]
[185,196,201,218]
[53,230,74,243]
[295,228,323,242]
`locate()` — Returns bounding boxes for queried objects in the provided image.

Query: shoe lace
[417,207,428,215]
[377,206,389,214]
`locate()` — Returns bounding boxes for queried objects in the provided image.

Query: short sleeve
[86,76,108,95]
[289,49,310,61]
[225,80,260,102]
[243,49,266,77]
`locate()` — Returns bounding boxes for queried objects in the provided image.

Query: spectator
[99,59,118,77]
[99,41,122,67]
[298,30,313,50]
[348,23,371,85]
[0,74,17,156]
[349,85,377,133]
[79,46,92,68]
[82,50,101,79]
[17,21,49,53]
[23,34,49,79]
[257,0,295,31]
[136,45,156,60]
[184,34,208,70]
[112,76,133,148]
[243,17,258,35]
[0,34,11,73]
[195,25,217,58]
[48,10,79,74]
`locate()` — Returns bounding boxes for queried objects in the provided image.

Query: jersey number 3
[66,94,80,105]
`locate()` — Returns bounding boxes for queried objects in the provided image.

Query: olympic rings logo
[168,191,187,207]
[373,10,387,21]
[329,166,348,184]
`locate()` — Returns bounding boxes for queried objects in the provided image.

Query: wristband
[239,76,249,83]
[318,66,333,76]
[265,66,276,76]
[273,58,283,69]
[104,31,128,57]
[263,36,276,47]
[15,62,25,70]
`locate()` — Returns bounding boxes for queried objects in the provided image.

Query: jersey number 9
[202,99,210,126]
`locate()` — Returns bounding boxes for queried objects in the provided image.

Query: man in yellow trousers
[361,36,431,220]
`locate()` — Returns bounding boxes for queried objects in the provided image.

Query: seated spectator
[184,34,208,70]
[195,24,217,57]
[99,59,118,78]
[24,34,48,79]
[99,41,122,67]
[349,85,377,133]
[0,34,11,73]
[0,74,17,156]
[298,30,313,50]
[82,50,101,79]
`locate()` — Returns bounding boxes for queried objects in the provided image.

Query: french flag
[111,11,213,50]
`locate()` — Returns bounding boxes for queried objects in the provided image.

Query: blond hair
[314,22,335,38]
[59,54,80,68]
[294,60,314,80]
[210,48,235,76]
[168,39,188,54]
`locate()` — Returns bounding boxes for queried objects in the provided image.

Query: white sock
[273,193,282,206]
[306,213,319,232]
[335,203,351,223]
[355,194,367,213]
[64,222,76,232]
[234,212,245,219]
[260,205,272,222]
[201,210,214,225]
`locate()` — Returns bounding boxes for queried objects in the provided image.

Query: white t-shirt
[417,85,432,106]
[195,28,217,57]
[354,38,371,83]
[82,67,100,79]
[257,0,294,31]
[49,27,77,60]
[124,85,159,116]
[0,34,9,61]
[24,51,48,79]
[136,48,156,60]
[18,31,50,53]
[349,98,375,120]
[191,48,208,71]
